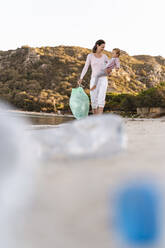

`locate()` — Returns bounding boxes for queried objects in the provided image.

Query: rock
[137,107,165,118]
[23,48,40,68]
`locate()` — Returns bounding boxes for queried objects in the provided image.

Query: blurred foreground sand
[5,119,165,248]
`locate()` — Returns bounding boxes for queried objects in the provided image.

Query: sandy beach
[3,117,165,248]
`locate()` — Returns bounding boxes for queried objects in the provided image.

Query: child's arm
[115,58,120,70]
[106,58,120,73]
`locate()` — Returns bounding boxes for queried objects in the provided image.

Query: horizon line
[0,45,164,59]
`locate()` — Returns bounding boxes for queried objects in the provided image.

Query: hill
[0,45,164,112]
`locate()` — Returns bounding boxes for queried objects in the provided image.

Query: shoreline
[2,109,74,118]
[3,109,165,121]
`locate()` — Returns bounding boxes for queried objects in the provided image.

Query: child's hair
[92,40,105,53]
[113,48,120,57]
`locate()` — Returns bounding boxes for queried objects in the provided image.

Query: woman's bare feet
[92,107,103,115]
[92,108,98,115]
[98,107,103,114]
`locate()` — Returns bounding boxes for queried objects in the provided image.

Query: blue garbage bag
[69,87,90,120]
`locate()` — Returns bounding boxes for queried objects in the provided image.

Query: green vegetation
[104,83,165,114]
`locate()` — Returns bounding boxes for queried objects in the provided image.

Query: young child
[90,48,120,91]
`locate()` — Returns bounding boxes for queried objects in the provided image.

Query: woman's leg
[97,107,104,114]
[92,108,98,114]
[90,77,99,114]
[97,77,108,114]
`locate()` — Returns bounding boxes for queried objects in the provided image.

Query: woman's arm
[80,54,91,80]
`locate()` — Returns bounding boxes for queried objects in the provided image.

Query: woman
[78,39,109,115]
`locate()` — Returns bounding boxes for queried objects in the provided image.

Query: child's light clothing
[106,57,120,71]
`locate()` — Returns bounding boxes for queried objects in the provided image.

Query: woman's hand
[90,85,96,91]
[77,79,83,86]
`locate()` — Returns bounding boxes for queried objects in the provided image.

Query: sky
[0,0,164,57]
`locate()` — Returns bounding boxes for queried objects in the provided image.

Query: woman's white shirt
[80,53,109,80]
